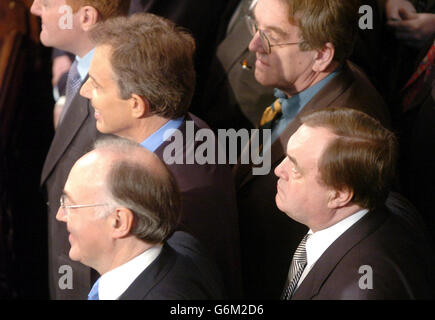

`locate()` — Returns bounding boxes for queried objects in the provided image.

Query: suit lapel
[292,208,389,299]
[216,12,254,82]
[119,243,176,300]
[40,83,90,185]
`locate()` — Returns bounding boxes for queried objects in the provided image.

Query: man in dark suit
[56,137,224,300]
[30,0,130,299]
[274,107,435,300]
[234,0,392,299]
[79,13,242,298]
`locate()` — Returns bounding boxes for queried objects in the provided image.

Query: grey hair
[92,137,181,243]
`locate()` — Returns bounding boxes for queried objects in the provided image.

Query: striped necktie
[59,59,81,124]
[282,233,310,300]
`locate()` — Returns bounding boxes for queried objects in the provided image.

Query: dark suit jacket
[154,113,243,299]
[398,51,435,247]
[40,79,104,300]
[119,243,223,299]
[292,205,435,300]
[234,61,391,299]
[119,231,224,300]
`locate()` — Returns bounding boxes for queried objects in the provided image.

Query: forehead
[287,125,336,166]
[90,45,116,78]
[44,0,67,7]
[254,0,293,29]
[65,152,107,198]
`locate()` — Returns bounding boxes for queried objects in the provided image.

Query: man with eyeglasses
[56,137,224,300]
[234,0,391,299]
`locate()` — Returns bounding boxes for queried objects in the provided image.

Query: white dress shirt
[297,209,369,289]
[98,244,163,300]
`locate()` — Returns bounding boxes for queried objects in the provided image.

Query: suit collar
[153,113,194,160]
[118,243,176,300]
[40,78,90,185]
[291,207,390,300]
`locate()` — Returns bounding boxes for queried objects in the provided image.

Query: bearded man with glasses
[234,0,392,299]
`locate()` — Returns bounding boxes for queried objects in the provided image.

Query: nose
[274,158,287,179]
[80,79,91,99]
[30,0,42,16]
[56,207,67,222]
[248,31,266,54]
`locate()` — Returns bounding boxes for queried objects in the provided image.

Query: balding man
[56,137,224,300]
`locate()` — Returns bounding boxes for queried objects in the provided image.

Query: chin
[275,194,284,212]
[68,246,81,262]
[40,34,51,47]
[254,72,275,88]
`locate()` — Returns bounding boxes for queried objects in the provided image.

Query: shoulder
[145,242,225,300]
[316,209,435,299]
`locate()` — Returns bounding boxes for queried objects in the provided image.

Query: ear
[109,208,135,239]
[78,6,100,32]
[130,94,150,119]
[313,42,335,72]
[327,187,353,209]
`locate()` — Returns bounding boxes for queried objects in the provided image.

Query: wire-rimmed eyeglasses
[59,195,108,215]
[246,15,303,54]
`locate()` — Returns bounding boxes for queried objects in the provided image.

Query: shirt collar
[75,48,96,82]
[274,66,341,119]
[98,244,163,300]
[305,208,369,269]
[140,116,184,152]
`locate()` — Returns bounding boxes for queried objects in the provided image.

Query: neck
[282,61,340,98]
[97,238,156,275]
[123,115,170,144]
[309,203,363,232]
[65,35,95,58]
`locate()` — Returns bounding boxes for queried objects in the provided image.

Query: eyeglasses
[246,15,303,54]
[59,195,108,215]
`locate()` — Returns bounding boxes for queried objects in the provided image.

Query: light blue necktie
[88,278,100,300]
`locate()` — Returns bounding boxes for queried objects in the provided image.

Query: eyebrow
[61,190,74,204]
[88,74,102,88]
[286,153,299,168]
[253,12,288,37]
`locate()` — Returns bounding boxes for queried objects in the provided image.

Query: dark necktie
[282,233,310,300]
[59,59,81,124]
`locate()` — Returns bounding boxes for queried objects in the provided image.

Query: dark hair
[89,13,196,119]
[301,107,397,210]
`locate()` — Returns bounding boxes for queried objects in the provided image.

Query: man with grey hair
[56,137,224,299]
